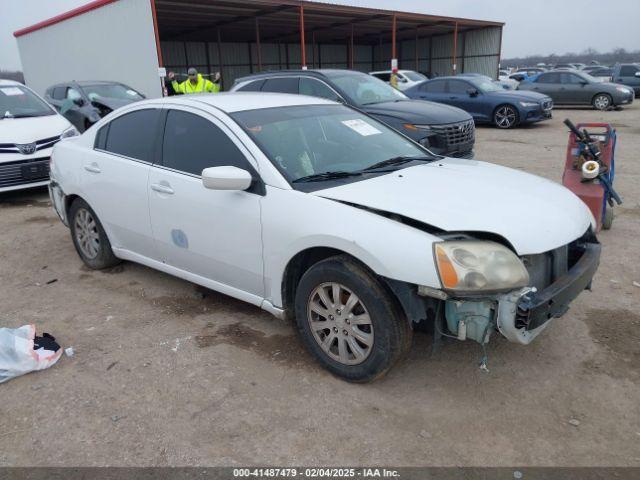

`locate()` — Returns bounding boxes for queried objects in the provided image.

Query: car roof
[234,68,366,84]
[134,92,337,113]
[0,79,22,86]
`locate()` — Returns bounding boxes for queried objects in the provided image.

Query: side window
[448,80,470,94]
[537,73,559,84]
[236,79,265,92]
[94,123,109,150]
[619,65,638,76]
[162,110,249,176]
[422,80,446,93]
[104,109,160,162]
[261,77,299,94]
[562,73,584,84]
[299,77,341,101]
[66,88,82,100]
[52,87,66,100]
[373,73,391,82]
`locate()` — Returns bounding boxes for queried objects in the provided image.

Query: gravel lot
[1,103,639,467]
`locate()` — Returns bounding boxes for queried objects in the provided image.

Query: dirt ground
[1,103,639,467]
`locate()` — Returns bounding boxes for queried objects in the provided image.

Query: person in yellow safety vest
[167,67,221,94]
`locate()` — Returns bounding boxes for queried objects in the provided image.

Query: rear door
[414,79,447,102]
[85,107,161,258]
[148,106,264,299]
[530,72,562,102]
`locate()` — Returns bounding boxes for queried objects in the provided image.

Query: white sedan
[49,93,600,382]
[0,80,78,193]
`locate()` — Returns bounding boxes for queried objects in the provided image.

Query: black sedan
[518,70,634,110]
[45,81,145,131]
[404,76,553,129]
[231,69,476,158]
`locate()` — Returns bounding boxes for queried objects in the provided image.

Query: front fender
[261,187,442,307]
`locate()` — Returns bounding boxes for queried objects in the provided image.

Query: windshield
[470,78,503,93]
[232,105,432,183]
[325,72,407,105]
[82,84,144,101]
[403,71,427,81]
[0,85,54,118]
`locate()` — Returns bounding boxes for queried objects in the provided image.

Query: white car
[369,70,428,91]
[49,93,601,382]
[0,80,78,193]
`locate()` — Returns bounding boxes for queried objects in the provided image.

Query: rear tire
[493,104,519,129]
[294,255,412,383]
[69,198,120,270]
[592,93,612,111]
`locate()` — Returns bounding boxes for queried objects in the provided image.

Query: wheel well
[593,92,612,102]
[281,247,345,320]
[64,194,81,220]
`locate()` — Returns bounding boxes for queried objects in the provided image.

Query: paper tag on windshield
[0,87,24,96]
[341,119,381,136]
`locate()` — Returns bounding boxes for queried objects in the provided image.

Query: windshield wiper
[292,170,362,183]
[361,155,434,172]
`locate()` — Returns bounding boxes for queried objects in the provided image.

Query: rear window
[103,109,160,162]
[262,77,299,94]
[236,79,265,92]
[421,80,446,93]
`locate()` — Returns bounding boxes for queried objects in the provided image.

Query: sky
[2,0,639,70]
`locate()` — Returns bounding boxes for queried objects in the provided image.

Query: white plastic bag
[0,325,62,384]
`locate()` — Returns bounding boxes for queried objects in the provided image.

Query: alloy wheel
[74,208,100,259]
[495,105,517,128]
[307,282,374,365]
[593,95,611,110]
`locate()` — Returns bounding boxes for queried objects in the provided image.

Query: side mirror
[72,97,85,107]
[579,81,588,86]
[635,71,640,78]
[467,88,479,97]
[202,166,252,191]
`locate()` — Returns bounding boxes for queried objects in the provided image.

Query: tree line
[502,48,639,67]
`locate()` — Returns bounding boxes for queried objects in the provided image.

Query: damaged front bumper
[48,180,69,226]
[420,241,601,346]
[497,242,601,344]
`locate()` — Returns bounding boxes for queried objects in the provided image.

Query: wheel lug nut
[329,315,334,320]
[343,330,348,335]
[333,327,338,333]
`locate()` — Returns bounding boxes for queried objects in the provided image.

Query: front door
[148,106,264,299]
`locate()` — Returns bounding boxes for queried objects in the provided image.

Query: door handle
[84,163,101,173]
[151,183,174,195]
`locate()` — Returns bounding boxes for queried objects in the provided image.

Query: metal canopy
[155,0,503,44]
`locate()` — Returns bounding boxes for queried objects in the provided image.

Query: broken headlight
[434,240,529,293]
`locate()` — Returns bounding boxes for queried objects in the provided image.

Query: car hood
[490,90,550,102]
[0,114,71,144]
[362,99,472,124]
[312,158,593,255]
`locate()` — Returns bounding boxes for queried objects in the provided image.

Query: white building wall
[16,0,162,98]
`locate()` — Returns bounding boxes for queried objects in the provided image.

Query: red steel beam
[299,4,307,69]
[150,0,164,67]
[391,13,397,65]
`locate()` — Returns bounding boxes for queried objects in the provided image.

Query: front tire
[592,93,612,111]
[294,255,412,382]
[69,198,120,269]
[493,104,519,129]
